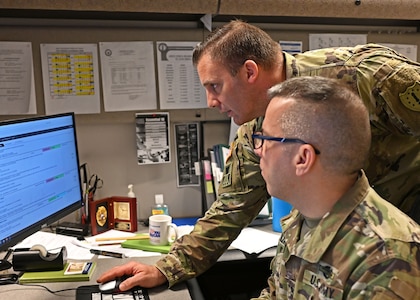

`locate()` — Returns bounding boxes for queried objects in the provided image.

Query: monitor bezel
[0,112,83,252]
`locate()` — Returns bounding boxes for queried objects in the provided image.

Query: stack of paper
[230,227,280,254]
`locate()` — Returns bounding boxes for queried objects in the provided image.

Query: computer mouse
[99,276,128,294]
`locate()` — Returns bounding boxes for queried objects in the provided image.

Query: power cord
[17,283,77,295]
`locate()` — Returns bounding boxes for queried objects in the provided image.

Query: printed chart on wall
[309,34,367,50]
[40,43,100,115]
[0,42,37,115]
[156,41,206,109]
[174,123,200,187]
[135,113,170,165]
[379,43,417,61]
[99,41,157,112]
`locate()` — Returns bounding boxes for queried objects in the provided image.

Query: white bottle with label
[152,194,169,215]
[128,184,139,219]
[127,184,136,198]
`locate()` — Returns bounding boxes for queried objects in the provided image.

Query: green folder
[19,262,96,284]
[121,238,171,254]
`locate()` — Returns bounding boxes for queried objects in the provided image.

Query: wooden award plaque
[90,196,137,235]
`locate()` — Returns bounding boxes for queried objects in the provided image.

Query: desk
[0,255,191,300]
[0,224,278,300]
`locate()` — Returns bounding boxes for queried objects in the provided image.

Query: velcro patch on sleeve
[399,81,420,112]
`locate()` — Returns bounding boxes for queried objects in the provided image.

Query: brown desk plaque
[89,196,137,235]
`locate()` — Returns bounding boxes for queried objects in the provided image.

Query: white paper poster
[156,41,206,109]
[379,43,417,61]
[99,41,157,112]
[135,113,171,165]
[40,43,101,115]
[309,34,367,50]
[0,42,36,115]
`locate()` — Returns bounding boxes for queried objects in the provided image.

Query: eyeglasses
[252,132,321,154]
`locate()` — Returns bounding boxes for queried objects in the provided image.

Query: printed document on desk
[14,230,160,260]
[13,231,94,260]
[230,227,281,255]
[71,230,160,259]
[84,229,160,258]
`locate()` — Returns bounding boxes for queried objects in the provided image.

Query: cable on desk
[17,283,77,295]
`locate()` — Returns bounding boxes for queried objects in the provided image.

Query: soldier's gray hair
[267,76,371,175]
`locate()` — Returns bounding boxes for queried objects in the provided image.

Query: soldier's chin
[230,114,243,126]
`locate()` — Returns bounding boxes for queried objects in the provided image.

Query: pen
[90,249,125,259]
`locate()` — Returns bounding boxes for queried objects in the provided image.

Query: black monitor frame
[0,112,83,253]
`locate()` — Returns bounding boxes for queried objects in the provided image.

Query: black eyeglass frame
[252,133,321,154]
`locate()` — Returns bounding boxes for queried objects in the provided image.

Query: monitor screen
[0,112,83,251]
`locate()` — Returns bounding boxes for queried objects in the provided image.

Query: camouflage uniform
[155,44,420,287]
[253,171,420,299]
[286,44,420,214]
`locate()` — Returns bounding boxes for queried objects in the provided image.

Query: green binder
[121,238,170,254]
[19,262,96,284]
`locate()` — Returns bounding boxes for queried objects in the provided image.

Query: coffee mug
[148,215,178,246]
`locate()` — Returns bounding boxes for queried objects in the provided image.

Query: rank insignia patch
[222,165,232,187]
[399,81,420,112]
[221,174,231,187]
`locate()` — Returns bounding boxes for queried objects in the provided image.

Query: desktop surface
[0,223,278,300]
[0,255,190,300]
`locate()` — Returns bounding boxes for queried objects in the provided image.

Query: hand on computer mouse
[97,261,167,290]
[99,276,129,294]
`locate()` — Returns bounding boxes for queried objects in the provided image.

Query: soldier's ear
[294,144,316,176]
[243,60,259,82]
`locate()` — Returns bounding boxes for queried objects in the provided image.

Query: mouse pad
[76,284,150,300]
[121,239,171,254]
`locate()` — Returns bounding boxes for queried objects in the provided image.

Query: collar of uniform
[283,51,297,79]
[281,170,370,263]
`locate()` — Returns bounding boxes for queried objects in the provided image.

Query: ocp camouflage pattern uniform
[155,44,420,289]
[253,171,420,299]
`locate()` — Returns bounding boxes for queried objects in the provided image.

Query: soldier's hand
[97,261,167,291]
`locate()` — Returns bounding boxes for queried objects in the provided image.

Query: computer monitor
[0,112,83,252]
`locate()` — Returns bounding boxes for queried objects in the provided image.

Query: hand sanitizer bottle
[127,184,136,198]
[152,194,168,215]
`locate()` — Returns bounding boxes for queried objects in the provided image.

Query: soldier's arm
[346,255,420,299]
[155,119,271,287]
